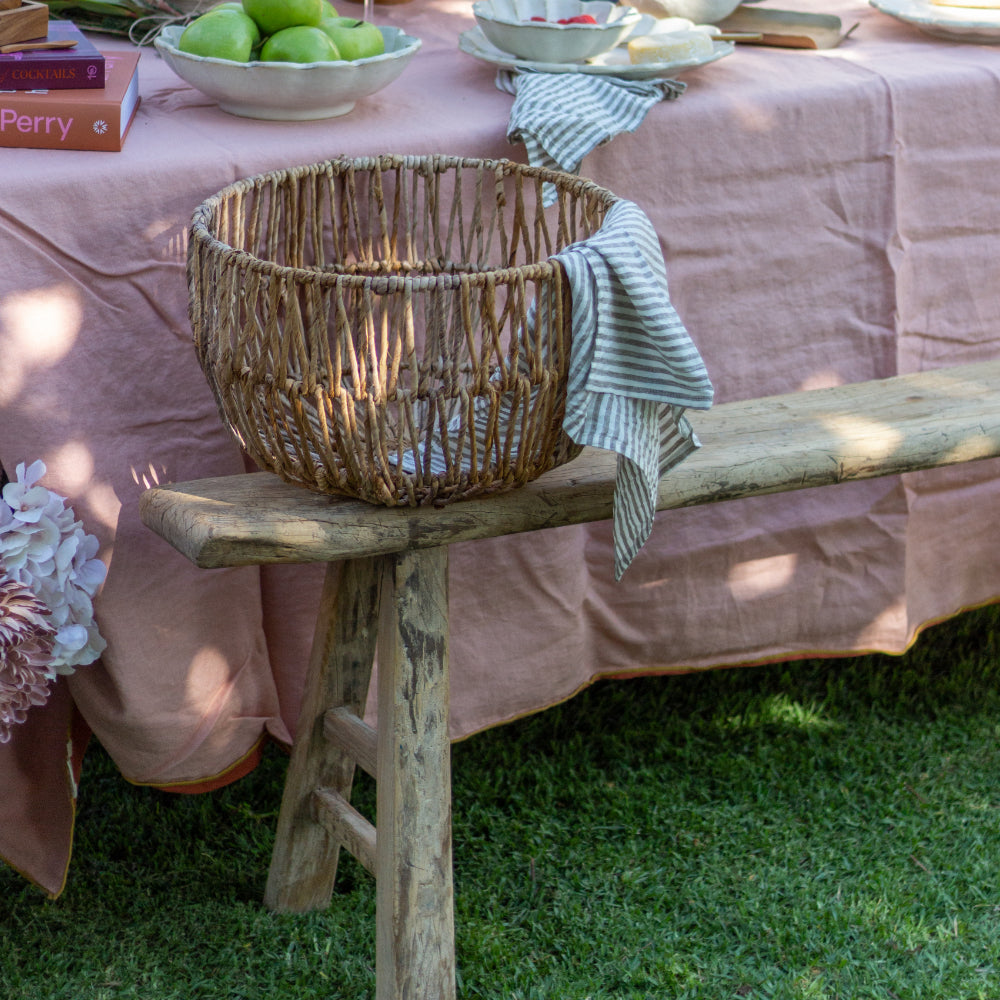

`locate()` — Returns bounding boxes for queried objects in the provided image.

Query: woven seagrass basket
[188,154,619,506]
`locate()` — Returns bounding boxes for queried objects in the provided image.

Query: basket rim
[188,153,620,290]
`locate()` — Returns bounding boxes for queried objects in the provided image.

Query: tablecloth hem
[1,703,89,899]
[119,731,268,794]
[449,592,1000,744]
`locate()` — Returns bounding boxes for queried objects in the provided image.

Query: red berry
[530,15,547,19]
[560,13,598,23]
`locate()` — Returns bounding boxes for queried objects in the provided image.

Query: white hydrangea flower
[0,461,107,675]
[2,462,50,525]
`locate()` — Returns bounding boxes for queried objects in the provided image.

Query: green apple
[259,24,341,61]
[318,16,384,60]
[207,2,263,45]
[242,0,325,35]
[178,8,258,61]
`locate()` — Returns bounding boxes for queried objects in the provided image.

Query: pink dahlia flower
[0,577,57,744]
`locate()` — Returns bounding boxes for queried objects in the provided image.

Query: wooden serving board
[928,0,1000,7]
[0,1,49,48]
[716,5,856,47]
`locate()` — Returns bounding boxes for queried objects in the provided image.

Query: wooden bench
[139,360,1000,1000]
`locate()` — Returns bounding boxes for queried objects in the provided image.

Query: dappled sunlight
[144,218,188,265]
[118,641,252,786]
[855,599,907,649]
[86,481,122,533]
[143,218,177,242]
[130,462,167,492]
[722,691,840,731]
[809,362,1000,470]
[727,98,780,134]
[727,553,798,601]
[0,284,83,404]
[799,369,845,392]
[45,441,120,532]
[435,0,478,13]
[164,641,259,778]
[942,432,1000,464]
[49,441,94,493]
[823,43,875,66]
[182,644,241,708]
[819,412,904,461]
[848,892,949,953]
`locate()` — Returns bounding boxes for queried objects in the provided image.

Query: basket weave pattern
[188,154,618,505]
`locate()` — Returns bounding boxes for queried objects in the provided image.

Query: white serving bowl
[153,24,422,120]
[631,0,741,24]
[472,0,644,62]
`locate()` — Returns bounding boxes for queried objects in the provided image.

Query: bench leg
[264,556,383,912]
[376,546,455,1000]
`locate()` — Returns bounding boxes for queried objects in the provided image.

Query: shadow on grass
[449,603,1000,999]
[2,603,999,999]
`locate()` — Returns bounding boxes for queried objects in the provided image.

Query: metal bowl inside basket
[187,156,622,506]
[473,0,643,62]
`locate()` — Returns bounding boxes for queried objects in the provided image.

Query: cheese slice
[627,28,714,64]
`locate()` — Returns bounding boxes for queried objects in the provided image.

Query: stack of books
[0,19,139,150]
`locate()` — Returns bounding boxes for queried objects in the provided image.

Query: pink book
[0,49,139,151]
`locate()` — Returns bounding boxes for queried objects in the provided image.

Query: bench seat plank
[139,360,1000,569]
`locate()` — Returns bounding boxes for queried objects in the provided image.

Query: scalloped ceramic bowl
[153,24,422,120]
[472,0,644,62]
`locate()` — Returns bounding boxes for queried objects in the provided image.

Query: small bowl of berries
[472,0,644,63]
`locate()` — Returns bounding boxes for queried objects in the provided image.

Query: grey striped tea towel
[498,69,685,206]
[555,198,713,579]
[398,199,712,578]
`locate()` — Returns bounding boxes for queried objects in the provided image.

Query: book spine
[0,52,138,151]
[0,55,105,91]
[0,96,124,150]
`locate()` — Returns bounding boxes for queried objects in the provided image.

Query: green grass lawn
[3,604,1000,999]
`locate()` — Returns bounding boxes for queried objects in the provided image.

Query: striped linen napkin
[555,198,714,578]
[498,70,686,206]
[398,199,712,578]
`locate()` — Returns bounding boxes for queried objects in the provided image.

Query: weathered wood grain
[263,557,383,912]
[139,360,1000,569]
[375,547,455,1000]
[324,706,378,779]
[313,787,377,876]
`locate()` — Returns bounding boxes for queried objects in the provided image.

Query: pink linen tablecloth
[3,0,1000,896]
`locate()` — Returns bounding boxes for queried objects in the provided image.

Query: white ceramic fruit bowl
[472,0,644,62]
[154,24,421,120]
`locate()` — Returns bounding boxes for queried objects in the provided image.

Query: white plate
[869,0,1000,41]
[458,25,733,79]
